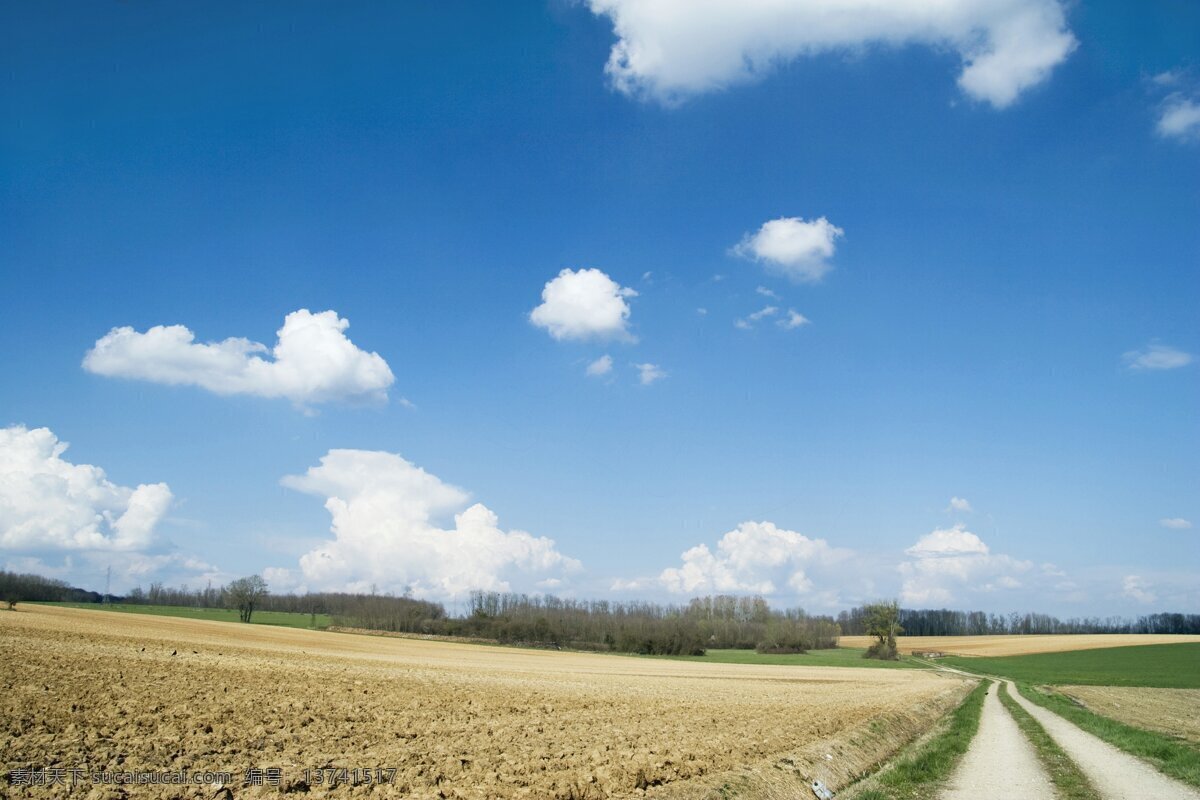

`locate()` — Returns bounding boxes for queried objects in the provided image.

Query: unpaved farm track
[1004,680,1200,800]
[1,606,968,799]
[939,681,1053,799]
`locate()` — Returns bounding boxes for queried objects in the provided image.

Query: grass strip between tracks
[1015,683,1200,789]
[997,681,1099,800]
[850,679,988,800]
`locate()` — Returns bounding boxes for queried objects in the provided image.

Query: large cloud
[588,0,1076,108]
[276,449,581,597]
[733,217,844,282]
[899,524,1034,604]
[0,425,172,553]
[84,309,395,408]
[530,268,637,341]
[651,521,849,597]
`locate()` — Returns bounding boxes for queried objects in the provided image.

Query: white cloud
[696,307,708,316]
[1160,518,1193,530]
[84,309,394,409]
[1122,343,1193,371]
[1158,96,1200,141]
[587,0,1075,108]
[586,354,614,377]
[735,305,779,329]
[655,521,849,596]
[899,524,1033,604]
[530,268,637,341]
[777,309,810,330]
[755,286,780,299]
[278,449,581,598]
[635,362,667,385]
[1122,574,1156,604]
[946,496,973,513]
[0,425,172,553]
[733,217,844,282]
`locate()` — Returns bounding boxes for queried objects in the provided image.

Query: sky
[1,0,1197,617]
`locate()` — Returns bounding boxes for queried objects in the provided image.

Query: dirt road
[939,681,1054,799]
[1004,680,1200,800]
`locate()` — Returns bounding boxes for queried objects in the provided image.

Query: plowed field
[1,606,967,799]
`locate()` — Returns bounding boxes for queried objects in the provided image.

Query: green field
[662,646,923,669]
[940,643,1200,688]
[36,602,332,630]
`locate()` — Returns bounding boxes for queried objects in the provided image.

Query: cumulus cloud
[777,310,810,330]
[1160,518,1193,530]
[635,362,667,385]
[530,268,638,341]
[733,217,844,282]
[0,425,172,553]
[946,496,973,513]
[652,521,849,597]
[84,309,394,409]
[587,0,1075,107]
[278,449,581,598]
[1158,96,1200,141]
[756,286,780,299]
[1122,343,1193,371]
[899,524,1032,604]
[1122,574,1156,604]
[586,354,614,377]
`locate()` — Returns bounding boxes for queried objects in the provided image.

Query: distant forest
[4,569,1199,652]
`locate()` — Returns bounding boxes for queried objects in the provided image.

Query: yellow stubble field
[1,606,969,799]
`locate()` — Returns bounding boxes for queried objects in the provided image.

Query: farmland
[36,601,333,629]
[939,643,1200,688]
[838,633,1200,657]
[1,605,968,799]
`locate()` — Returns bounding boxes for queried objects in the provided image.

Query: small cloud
[696,308,708,316]
[734,305,779,329]
[1152,70,1182,87]
[530,268,638,342]
[635,363,666,385]
[1122,575,1156,604]
[1158,95,1200,141]
[1123,343,1193,371]
[756,286,780,299]
[946,496,973,513]
[641,271,653,281]
[1160,517,1193,530]
[732,217,844,283]
[777,309,810,330]
[398,396,417,410]
[586,354,614,377]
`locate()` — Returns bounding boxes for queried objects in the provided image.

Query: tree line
[837,605,1200,636]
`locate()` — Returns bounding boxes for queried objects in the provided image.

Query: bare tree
[863,600,903,660]
[226,575,269,623]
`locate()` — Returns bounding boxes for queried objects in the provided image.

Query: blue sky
[1,1,1196,616]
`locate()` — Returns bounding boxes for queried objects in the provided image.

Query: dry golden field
[837,634,1200,657]
[1058,686,1200,744]
[1,606,968,799]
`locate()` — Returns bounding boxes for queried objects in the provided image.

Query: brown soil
[838,634,1200,657]
[1,606,967,799]
[1058,686,1200,744]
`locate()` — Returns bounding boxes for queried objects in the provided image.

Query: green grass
[660,647,923,669]
[1014,682,1200,788]
[940,643,1200,688]
[997,682,1099,800]
[847,679,988,799]
[35,602,332,630]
